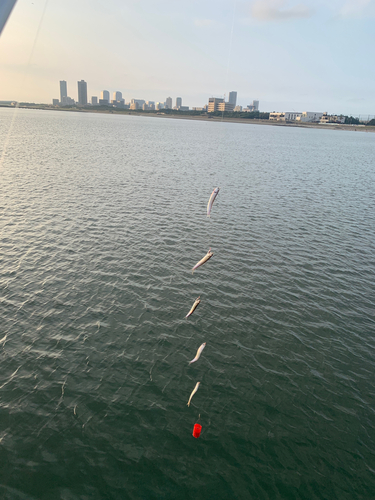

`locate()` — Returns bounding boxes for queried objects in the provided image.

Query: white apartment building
[270,111,324,122]
[297,111,324,122]
[284,112,302,121]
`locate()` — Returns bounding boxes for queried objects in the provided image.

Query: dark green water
[1,108,374,499]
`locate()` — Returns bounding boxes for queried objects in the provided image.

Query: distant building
[245,100,260,112]
[77,80,87,105]
[320,112,345,124]
[228,91,237,107]
[217,102,234,112]
[176,97,182,108]
[142,103,148,110]
[99,99,110,106]
[298,111,324,122]
[234,105,242,112]
[320,112,345,123]
[179,106,189,111]
[208,97,224,112]
[284,112,302,121]
[60,80,67,102]
[112,100,124,107]
[155,102,164,110]
[146,101,155,110]
[131,99,145,108]
[100,90,110,103]
[270,111,324,122]
[192,107,204,111]
[130,102,139,110]
[113,91,122,101]
[52,99,59,106]
[269,112,285,121]
[165,97,172,109]
[61,96,75,105]
[91,96,98,105]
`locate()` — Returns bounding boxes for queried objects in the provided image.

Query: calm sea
[0,108,374,500]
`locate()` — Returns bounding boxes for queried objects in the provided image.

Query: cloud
[194,18,215,27]
[338,0,375,18]
[250,0,313,21]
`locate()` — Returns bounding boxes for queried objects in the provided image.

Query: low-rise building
[320,112,345,124]
[297,111,324,122]
[52,99,59,106]
[234,105,242,112]
[269,112,285,121]
[284,112,302,121]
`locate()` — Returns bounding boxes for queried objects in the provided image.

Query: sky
[0,0,374,115]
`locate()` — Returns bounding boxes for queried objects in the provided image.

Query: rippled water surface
[1,108,374,499]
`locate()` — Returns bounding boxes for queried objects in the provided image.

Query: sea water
[0,108,374,499]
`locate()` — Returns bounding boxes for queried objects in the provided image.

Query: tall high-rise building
[77,80,87,105]
[60,81,67,102]
[91,96,98,105]
[113,91,122,101]
[101,90,110,103]
[252,100,259,111]
[176,97,182,108]
[165,97,172,109]
[228,91,237,107]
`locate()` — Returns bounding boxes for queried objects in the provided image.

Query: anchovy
[185,296,201,318]
[192,248,213,274]
[207,187,220,217]
[189,343,206,364]
[187,382,200,407]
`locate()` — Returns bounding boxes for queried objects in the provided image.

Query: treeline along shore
[1,103,374,132]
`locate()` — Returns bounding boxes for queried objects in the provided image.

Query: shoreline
[2,104,374,133]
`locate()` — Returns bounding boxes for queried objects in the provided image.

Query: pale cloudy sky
[0,0,374,115]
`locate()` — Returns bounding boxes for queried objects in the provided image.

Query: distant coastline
[1,104,374,133]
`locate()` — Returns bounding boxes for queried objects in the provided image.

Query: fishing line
[206,0,236,249]
[221,0,237,124]
[0,0,49,170]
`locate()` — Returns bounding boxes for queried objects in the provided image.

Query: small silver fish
[187,382,200,407]
[189,343,206,364]
[207,187,220,217]
[185,296,201,318]
[192,248,213,274]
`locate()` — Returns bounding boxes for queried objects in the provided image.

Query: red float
[192,423,202,438]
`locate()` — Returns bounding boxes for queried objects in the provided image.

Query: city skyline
[52,79,252,112]
[0,0,374,115]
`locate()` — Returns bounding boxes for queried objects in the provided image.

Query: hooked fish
[192,248,213,274]
[207,187,220,217]
[187,382,200,407]
[185,296,201,318]
[189,342,206,364]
